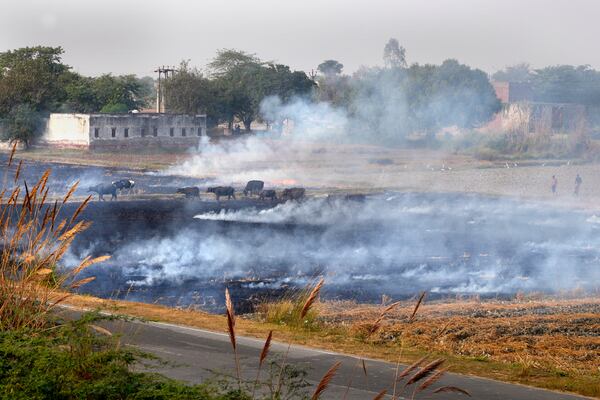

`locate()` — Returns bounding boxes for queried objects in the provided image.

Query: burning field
[58,190,600,313]
[3,146,600,396]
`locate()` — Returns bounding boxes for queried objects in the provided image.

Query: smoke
[163,60,498,187]
[163,96,355,186]
[70,193,600,307]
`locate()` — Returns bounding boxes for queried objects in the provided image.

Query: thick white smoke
[163,96,353,186]
[73,194,600,299]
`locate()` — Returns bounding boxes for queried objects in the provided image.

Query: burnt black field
[64,194,600,313]
[3,154,600,313]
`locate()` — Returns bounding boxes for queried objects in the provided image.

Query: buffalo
[207,186,236,201]
[259,189,277,202]
[280,187,305,202]
[176,187,200,198]
[112,179,135,193]
[243,180,264,196]
[88,184,117,201]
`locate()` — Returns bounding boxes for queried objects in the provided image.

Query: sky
[0,0,598,78]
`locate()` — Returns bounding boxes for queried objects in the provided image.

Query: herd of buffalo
[87,179,308,202]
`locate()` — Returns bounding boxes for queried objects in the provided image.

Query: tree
[63,74,147,113]
[0,104,43,148]
[492,63,532,83]
[0,46,70,116]
[208,49,263,76]
[383,38,407,69]
[317,60,344,77]
[315,60,351,107]
[207,50,315,131]
[531,65,600,106]
[163,61,220,125]
[349,59,501,144]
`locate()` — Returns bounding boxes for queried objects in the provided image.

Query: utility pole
[154,66,177,113]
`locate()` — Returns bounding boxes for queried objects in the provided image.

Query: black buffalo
[176,187,200,198]
[207,186,236,201]
[259,189,277,202]
[243,180,264,196]
[112,179,135,192]
[88,184,117,201]
[280,187,305,202]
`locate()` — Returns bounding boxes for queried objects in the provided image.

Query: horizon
[1,0,599,77]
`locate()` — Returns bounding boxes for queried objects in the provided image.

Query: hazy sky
[0,0,597,77]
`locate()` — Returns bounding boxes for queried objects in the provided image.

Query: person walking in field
[574,173,582,196]
[551,175,558,195]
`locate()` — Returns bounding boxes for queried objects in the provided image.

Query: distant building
[491,81,533,103]
[40,113,207,150]
[486,81,586,134]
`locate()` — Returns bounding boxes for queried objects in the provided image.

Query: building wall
[492,81,533,104]
[41,113,207,150]
[42,113,90,147]
[494,102,586,135]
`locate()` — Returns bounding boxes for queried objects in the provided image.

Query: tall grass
[0,143,106,331]
[257,279,323,330]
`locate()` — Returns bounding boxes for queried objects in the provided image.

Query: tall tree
[317,60,344,77]
[0,104,43,148]
[383,38,407,69]
[207,50,315,131]
[0,46,70,116]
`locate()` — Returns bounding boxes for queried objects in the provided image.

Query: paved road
[95,317,588,400]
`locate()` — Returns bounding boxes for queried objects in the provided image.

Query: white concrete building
[40,113,207,150]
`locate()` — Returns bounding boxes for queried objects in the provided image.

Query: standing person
[574,173,582,196]
[551,175,558,195]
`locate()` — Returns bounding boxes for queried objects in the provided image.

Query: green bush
[0,314,246,400]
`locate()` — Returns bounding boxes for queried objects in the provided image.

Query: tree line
[3,42,600,147]
[0,46,152,146]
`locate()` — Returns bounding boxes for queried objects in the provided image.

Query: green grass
[0,313,253,400]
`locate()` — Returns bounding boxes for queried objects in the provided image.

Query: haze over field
[1,0,599,76]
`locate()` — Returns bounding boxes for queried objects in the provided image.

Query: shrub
[0,314,248,400]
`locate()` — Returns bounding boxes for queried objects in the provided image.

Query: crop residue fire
[66,192,600,312]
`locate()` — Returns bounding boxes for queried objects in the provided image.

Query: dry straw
[405,358,445,386]
[252,330,273,399]
[433,386,471,396]
[372,389,387,400]
[0,152,108,331]
[311,361,341,400]
[224,288,241,385]
[300,277,324,320]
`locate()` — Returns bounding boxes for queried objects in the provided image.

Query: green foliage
[531,65,600,106]
[494,63,600,107]
[0,314,250,400]
[100,103,129,113]
[348,59,501,144]
[258,292,320,331]
[317,60,343,76]
[0,103,43,147]
[0,45,151,133]
[167,51,315,130]
[0,46,70,117]
[65,74,148,113]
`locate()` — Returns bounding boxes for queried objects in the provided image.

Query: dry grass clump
[0,143,106,331]
[257,278,323,330]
